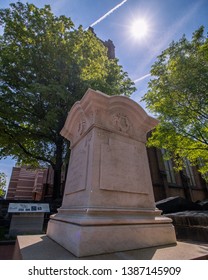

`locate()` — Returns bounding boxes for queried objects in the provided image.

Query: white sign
[8,203,50,213]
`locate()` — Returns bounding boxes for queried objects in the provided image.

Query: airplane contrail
[88,0,128,28]
[134,73,151,83]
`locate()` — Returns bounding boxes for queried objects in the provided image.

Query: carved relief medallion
[112,113,130,133]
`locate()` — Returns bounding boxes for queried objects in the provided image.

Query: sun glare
[130,19,149,39]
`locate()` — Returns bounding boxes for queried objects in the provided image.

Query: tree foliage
[0,172,6,198]
[142,26,208,179]
[0,2,135,197]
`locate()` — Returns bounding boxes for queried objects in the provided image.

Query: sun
[130,19,149,39]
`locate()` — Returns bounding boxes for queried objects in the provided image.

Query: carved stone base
[47,208,176,257]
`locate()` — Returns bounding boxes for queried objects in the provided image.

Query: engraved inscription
[65,143,88,194]
[100,139,149,194]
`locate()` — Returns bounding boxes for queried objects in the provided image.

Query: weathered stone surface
[14,235,208,260]
[47,88,176,257]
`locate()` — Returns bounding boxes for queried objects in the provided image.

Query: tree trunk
[53,137,64,199]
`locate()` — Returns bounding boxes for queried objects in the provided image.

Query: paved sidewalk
[13,234,208,260]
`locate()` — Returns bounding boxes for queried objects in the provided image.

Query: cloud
[134,73,150,83]
[87,0,128,29]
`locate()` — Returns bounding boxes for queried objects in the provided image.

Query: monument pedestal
[47,89,176,257]
[47,208,175,257]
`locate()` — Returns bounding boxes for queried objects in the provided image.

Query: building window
[184,158,196,187]
[161,149,176,184]
[198,158,208,182]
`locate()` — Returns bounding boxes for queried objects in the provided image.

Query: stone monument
[47,88,176,257]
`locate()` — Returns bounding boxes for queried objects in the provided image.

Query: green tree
[0,172,6,198]
[0,2,135,198]
[142,26,208,180]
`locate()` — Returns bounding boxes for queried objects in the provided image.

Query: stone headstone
[47,88,176,257]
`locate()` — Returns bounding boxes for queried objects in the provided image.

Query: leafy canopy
[142,26,208,179]
[0,2,135,169]
[0,172,6,197]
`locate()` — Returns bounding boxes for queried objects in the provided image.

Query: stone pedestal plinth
[47,88,176,257]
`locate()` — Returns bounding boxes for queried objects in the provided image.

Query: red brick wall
[6,167,48,201]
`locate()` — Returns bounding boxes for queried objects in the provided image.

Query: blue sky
[0,0,208,187]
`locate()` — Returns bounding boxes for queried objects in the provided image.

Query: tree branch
[3,129,55,167]
[0,115,55,141]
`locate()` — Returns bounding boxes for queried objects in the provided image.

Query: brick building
[147,147,208,202]
[6,166,54,201]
